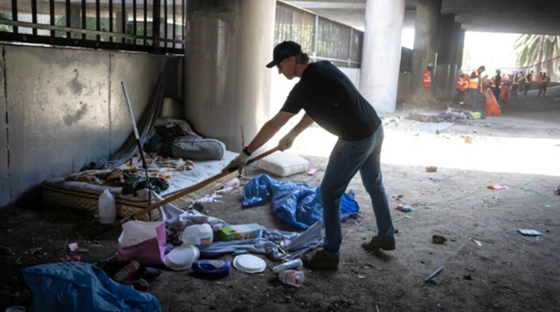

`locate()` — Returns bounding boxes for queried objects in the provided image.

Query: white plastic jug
[98,189,116,224]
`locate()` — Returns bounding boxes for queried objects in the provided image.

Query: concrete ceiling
[283,0,560,35]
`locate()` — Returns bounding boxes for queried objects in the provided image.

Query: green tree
[514,34,560,74]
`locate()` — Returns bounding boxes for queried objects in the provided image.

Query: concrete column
[360,0,405,113]
[185,0,275,151]
[434,13,454,101]
[447,23,464,98]
[411,0,441,102]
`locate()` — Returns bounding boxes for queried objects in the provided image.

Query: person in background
[538,72,550,97]
[454,72,469,105]
[422,63,434,99]
[491,69,502,106]
[468,66,485,112]
[224,41,396,271]
[510,72,520,100]
[524,70,533,96]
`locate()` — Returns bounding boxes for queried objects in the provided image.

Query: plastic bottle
[112,260,140,283]
[98,189,116,224]
[272,258,303,273]
[222,177,240,189]
[278,269,304,287]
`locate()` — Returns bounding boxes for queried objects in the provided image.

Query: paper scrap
[518,229,542,236]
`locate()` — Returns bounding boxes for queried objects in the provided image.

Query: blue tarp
[242,174,359,230]
[21,262,161,312]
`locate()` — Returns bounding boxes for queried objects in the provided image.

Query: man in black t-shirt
[224,41,396,270]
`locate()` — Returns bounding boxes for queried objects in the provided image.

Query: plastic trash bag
[242,174,359,230]
[21,262,161,312]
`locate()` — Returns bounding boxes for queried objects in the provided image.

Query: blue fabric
[242,174,359,230]
[320,126,394,259]
[21,262,161,312]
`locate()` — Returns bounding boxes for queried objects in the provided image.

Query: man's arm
[245,111,295,154]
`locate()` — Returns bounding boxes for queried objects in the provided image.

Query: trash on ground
[218,223,263,241]
[67,242,79,252]
[517,229,542,236]
[278,269,304,287]
[425,166,438,173]
[221,177,240,189]
[233,254,266,274]
[395,204,413,212]
[182,224,213,246]
[0,246,16,257]
[307,168,317,176]
[272,258,303,273]
[487,184,508,190]
[432,235,447,244]
[425,265,444,283]
[192,259,231,276]
[464,135,473,143]
[471,238,482,246]
[163,243,200,271]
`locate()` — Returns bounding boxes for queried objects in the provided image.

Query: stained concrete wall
[0,45,181,207]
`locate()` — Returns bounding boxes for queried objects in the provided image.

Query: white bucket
[181,224,213,246]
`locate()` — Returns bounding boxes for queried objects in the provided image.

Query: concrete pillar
[434,13,454,101]
[411,0,441,101]
[360,0,405,113]
[185,0,275,152]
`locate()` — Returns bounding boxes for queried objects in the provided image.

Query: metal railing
[275,1,363,68]
[0,0,185,54]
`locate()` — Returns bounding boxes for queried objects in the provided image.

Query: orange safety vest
[423,69,432,87]
[538,75,549,86]
[468,70,480,90]
[457,74,469,91]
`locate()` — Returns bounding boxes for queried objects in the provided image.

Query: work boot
[361,235,396,251]
[302,250,339,270]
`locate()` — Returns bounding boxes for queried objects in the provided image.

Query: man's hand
[278,130,299,151]
[223,151,250,174]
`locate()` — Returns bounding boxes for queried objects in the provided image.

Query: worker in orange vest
[468,66,485,112]
[422,63,433,99]
[537,72,550,97]
[453,72,469,104]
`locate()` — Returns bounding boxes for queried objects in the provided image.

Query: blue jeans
[470,88,480,111]
[320,126,395,259]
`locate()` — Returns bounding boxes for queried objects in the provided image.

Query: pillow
[172,137,225,160]
[256,152,309,177]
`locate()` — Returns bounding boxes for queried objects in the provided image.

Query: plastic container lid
[182,224,213,246]
[233,255,266,274]
[163,243,200,271]
[192,259,231,276]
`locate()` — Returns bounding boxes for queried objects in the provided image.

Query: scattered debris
[425,265,444,283]
[432,235,447,244]
[67,242,79,252]
[487,184,508,190]
[464,135,474,143]
[471,238,482,247]
[0,246,16,257]
[395,204,413,212]
[517,229,542,236]
[425,166,438,173]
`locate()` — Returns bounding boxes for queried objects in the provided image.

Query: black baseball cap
[266,41,302,68]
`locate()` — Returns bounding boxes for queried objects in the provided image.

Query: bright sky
[401,29,521,74]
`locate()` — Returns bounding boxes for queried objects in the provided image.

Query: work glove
[223,150,250,174]
[278,130,299,151]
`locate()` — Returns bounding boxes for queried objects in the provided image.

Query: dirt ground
[1,86,560,312]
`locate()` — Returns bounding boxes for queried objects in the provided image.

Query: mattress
[42,151,237,221]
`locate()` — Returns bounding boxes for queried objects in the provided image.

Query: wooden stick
[88,146,280,239]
